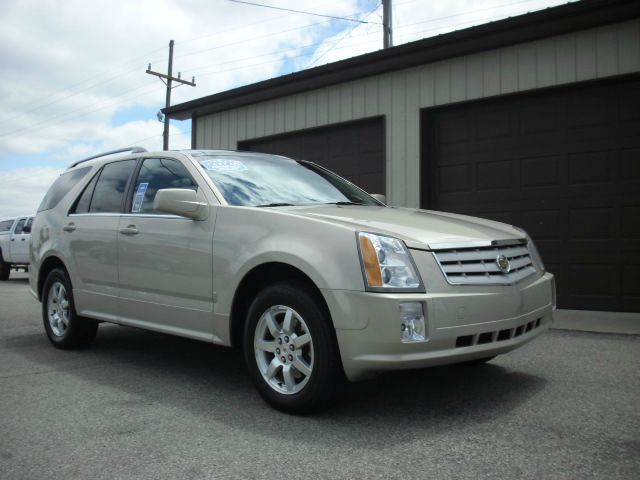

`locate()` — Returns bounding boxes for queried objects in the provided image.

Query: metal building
[166,0,640,312]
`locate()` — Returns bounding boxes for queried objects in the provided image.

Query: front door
[117,157,215,340]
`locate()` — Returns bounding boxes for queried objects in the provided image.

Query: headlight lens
[357,232,424,292]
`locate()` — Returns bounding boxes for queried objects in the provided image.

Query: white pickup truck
[0,215,34,280]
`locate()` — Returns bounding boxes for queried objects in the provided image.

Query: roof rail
[68,146,148,168]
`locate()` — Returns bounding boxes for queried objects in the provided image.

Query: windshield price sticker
[132,182,149,213]
[201,159,248,173]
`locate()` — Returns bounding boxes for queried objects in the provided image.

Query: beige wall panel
[466,55,483,100]
[483,50,501,97]
[576,30,597,80]
[434,61,451,105]
[305,92,317,128]
[364,78,379,117]
[556,34,577,83]
[450,56,467,102]
[617,20,640,73]
[517,43,537,90]
[499,47,519,93]
[536,40,557,87]
[419,65,435,107]
[264,102,275,137]
[390,73,406,204]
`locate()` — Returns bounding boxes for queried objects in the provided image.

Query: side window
[131,158,196,214]
[70,172,100,214]
[37,166,92,212]
[14,218,26,234]
[0,220,13,232]
[89,160,137,213]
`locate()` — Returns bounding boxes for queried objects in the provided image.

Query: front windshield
[195,154,383,207]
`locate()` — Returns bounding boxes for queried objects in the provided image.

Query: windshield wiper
[256,202,295,207]
[327,201,367,206]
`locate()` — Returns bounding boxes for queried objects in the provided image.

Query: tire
[459,356,496,366]
[42,268,98,349]
[244,282,346,414]
[0,252,9,281]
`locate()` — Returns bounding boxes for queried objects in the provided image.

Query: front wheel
[42,268,98,349]
[244,282,346,414]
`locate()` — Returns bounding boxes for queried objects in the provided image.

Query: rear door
[117,156,216,340]
[67,159,137,320]
[10,217,29,263]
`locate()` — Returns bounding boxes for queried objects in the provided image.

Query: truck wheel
[42,268,98,349]
[0,253,9,280]
[244,282,346,414]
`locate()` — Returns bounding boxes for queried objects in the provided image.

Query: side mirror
[370,193,386,205]
[154,188,209,220]
[22,225,31,233]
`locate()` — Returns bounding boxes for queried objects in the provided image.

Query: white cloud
[0,167,62,218]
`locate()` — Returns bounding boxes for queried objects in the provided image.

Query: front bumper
[323,271,555,382]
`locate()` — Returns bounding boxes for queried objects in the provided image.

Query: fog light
[399,302,426,343]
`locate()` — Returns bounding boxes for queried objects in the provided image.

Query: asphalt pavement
[1,271,638,479]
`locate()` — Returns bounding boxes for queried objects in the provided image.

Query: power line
[307,3,382,68]
[227,0,380,24]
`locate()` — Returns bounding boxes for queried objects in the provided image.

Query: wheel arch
[229,262,332,349]
[37,255,69,301]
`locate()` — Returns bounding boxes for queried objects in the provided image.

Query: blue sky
[0,0,572,217]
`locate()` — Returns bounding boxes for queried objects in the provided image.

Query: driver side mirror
[22,225,31,234]
[154,188,209,220]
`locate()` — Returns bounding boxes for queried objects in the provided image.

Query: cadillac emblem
[496,254,511,274]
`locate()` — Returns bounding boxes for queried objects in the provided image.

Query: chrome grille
[433,241,536,285]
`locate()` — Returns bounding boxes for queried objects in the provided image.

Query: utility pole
[146,40,196,150]
[383,0,393,49]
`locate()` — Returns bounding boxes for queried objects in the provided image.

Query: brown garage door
[239,117,385,195]
[422,75,640,312]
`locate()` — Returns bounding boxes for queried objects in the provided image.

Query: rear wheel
[244,282,346,414]
[42,268,98,349]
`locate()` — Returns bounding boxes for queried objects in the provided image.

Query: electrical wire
[227,0,378,24]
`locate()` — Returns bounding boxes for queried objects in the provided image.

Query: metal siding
[618,20,640,73]
[194,20,639,207]
[482,50,501,97]
[536,39,557,87]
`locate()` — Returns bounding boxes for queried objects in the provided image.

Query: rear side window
[38,167,91,212]
[130,158,196,214]
[89,160,136,213]
[0,220,13,232]
[70,172,100,214]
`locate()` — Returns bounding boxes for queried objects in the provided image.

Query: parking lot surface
[1,272,639,480]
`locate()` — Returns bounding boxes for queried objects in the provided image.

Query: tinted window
[89,160,136,213]
[14,218,26,234]
[0,220,13,232]
[38,167,92,212]
[71,172,99,214]
[131,158,196,214]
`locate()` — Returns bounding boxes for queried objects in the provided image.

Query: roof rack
[68,146,148,168]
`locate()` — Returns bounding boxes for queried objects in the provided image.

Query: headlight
[357,232,424,292]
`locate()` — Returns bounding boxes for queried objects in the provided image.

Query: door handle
[63,223,76,232]
[119,225,139,236]
[10,238,15,241]
[21,238,26,241]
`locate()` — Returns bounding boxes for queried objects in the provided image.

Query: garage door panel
[240,118,385,194]
[423,76,640,311]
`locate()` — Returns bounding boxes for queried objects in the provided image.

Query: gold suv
[30,148,555,413]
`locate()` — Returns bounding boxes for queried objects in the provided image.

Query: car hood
[282,205,524,249]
